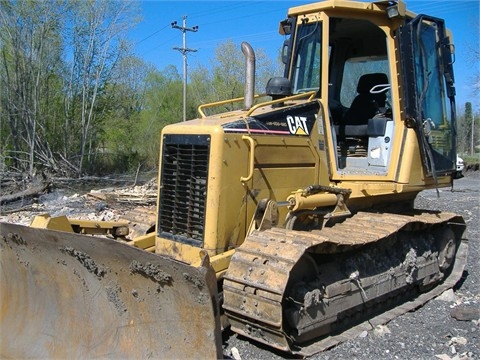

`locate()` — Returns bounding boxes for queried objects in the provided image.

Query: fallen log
[86,190,156,205]
[0,181,52,205]
[0,204,35,215]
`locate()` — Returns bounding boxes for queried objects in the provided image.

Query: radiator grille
[158,135,210,247]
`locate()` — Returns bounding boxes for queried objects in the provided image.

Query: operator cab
[281,13,394,174]
[278,2,457,179]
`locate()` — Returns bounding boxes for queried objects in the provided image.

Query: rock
[231,347,241,360]
[373,324,391,337]
[436,289,456,302]
[450,305,480,321]
[94,201,108,212]
[358,330,368,338]
[435,354,451,360]
[448,336,467,346]
[100,210,116,221]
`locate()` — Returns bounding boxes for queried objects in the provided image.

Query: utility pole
[172,16,198,122]
[472,111,475,156]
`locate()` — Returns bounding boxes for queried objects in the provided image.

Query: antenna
[172,16,198,122]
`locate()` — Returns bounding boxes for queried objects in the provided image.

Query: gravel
[1,172,478,360]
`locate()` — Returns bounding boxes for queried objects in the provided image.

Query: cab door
[399,15,457,176]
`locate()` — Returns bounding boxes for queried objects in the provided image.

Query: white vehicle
[457,155,465,172]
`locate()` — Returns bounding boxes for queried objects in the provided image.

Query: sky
[129,0,480,110]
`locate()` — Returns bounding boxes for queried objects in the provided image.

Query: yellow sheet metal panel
[30,214,74,232]
[156,236,206,264]
[130,232,155,249]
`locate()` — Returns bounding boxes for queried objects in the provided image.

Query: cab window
[291,21,322,94]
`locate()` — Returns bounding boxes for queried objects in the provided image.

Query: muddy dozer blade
[0,222,222,359]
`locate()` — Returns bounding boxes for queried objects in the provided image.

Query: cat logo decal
[286,115,309,135]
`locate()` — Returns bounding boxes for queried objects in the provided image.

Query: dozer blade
[0,222,222,359]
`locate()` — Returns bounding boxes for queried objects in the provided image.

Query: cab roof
[287,0,413,18]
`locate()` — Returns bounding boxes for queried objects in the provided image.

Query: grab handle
[240,135,255,183]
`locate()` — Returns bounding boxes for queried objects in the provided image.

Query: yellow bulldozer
[0,0,468,358]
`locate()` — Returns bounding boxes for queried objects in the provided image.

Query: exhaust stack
[241,42,255,110]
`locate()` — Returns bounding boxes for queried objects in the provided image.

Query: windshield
[291,21,322,94]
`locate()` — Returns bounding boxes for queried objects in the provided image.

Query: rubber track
[222,211,467,356]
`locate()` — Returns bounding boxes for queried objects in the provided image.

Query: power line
[133,4,247,50]
[140,33,181,57]
[135,24,170,46]
[137,2,283,58]
[187,1,250,18]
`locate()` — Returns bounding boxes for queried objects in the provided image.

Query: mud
[62,246,106,278]
[129,260,172,285]
[105,284,128,315]
[3,233,27,246]
[183,272,204,289]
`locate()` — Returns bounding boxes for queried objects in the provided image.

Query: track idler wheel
[437,227,457,272]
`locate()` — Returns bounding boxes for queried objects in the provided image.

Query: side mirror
[266,77,292,98]
[279,18,292,35]
[281,39,289,65]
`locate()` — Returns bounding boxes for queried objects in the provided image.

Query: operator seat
[343,72,388,126]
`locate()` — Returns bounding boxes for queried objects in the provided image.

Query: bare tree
[63,0,139,175]
[468,19,480,97]
[0,0,65,175]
